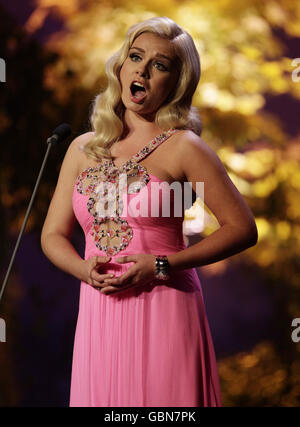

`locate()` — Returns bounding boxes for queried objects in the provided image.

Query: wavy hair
[84,16,202,161]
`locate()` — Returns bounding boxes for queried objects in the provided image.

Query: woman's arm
[167,131,258,271]
[41,132,112,286]
[41,134,84,279]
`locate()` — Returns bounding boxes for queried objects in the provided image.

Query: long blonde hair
[84,16,202,161]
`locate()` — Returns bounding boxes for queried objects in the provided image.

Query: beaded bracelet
[155,255,170,280]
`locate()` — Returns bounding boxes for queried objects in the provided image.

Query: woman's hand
[81,255,115,290]
[99,254,157,295]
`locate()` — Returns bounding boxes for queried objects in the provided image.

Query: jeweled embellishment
[75,128,177,255]
[91,217,133,256]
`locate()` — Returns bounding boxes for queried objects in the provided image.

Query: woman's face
[119,32,180,117]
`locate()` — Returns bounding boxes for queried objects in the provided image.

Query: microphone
[0,123,72,304]
[47,123,71,145]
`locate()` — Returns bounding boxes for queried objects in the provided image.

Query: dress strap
[101,128,178,173]
[131,128,178,164]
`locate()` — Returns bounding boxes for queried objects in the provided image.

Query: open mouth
[130,81,147,101]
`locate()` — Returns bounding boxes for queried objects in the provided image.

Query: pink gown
[70,128,222,407]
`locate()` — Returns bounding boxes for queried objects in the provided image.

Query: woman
[41,16,257,407]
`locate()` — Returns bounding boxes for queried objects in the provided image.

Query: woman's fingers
[100,283,129,294]
[100,281,138,295]
[85,255,112,287]
[100,270,139,294]
[90,272,114,288]
[102,266,135,286]
[96,255,111,265]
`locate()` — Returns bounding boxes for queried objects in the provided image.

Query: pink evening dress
[69,128,222,407]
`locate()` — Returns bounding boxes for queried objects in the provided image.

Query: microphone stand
[0,125,70,304]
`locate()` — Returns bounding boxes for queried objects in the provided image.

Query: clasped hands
[83,254,157,295]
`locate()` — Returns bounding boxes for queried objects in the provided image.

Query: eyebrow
[129,46,173,62]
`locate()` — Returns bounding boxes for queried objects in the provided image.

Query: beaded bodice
[75,128,178,256]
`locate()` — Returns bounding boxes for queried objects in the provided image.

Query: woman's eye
[129,53,168,71]
[129,53,141,61]
[155,62,168,71]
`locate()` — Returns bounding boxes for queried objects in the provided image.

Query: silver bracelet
[155,255,170,280]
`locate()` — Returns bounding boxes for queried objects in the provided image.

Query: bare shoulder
[65,131,96,172]
[175,130,216,157]
[171,130,227,183]
[68,131,95,157]
[75,131,95,146]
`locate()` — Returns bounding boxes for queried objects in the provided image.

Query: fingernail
[110,274,114,277]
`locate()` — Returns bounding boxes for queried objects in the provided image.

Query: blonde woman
[41,16,257,407]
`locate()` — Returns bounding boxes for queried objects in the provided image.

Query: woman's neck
[122,109,162,138]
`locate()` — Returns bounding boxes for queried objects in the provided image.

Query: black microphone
[0,123,72,304]
[47,123,71,145]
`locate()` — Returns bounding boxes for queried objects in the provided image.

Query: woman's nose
[136,62,150,78]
